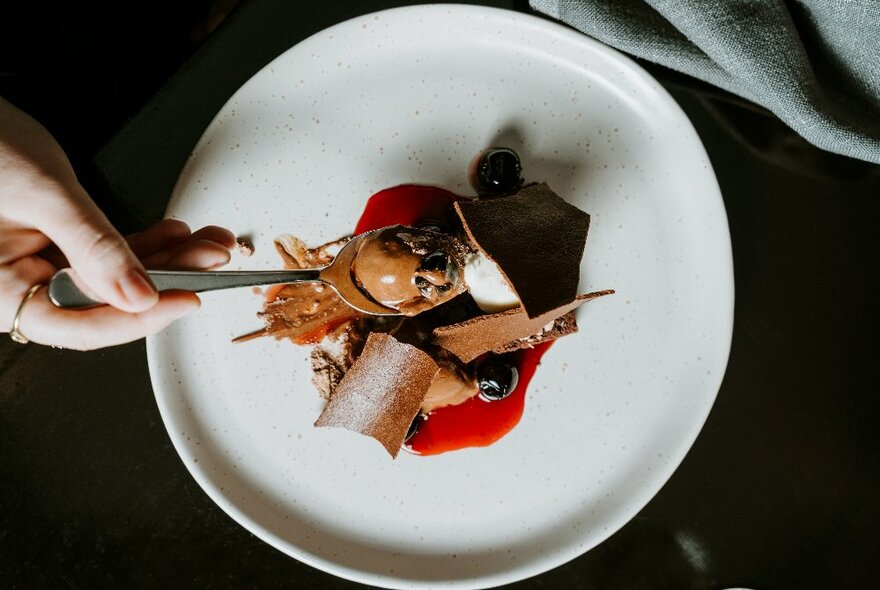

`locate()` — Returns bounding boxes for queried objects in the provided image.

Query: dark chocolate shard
[492,311,579,355]
[390,292,484,349]
[315,332,440,458]
[454,182,590,318]
[432,290,614,363]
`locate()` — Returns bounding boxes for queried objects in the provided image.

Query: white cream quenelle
[462,251,520,313]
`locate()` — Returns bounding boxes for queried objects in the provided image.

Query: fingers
[125,221,236,259]
[0,256,56,331]
[30,188,158,313]
[140,239,231,270]
[126,219,191,257]
[16,287,200,351]
[138,224,235,270]
[0,226,50,264]
[190,225,236,248]
[164,239,232,270]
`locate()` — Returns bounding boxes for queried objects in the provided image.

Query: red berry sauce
[353,184,553,456]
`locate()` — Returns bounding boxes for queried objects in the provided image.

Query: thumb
[37,188,159,313]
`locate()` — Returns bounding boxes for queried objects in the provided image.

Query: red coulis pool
[354,184,553,456]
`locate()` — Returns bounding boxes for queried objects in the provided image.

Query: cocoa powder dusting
[315,333,440,457]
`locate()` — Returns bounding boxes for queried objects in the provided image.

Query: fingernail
[206,250,232,269]
[179,294,201,315]
[167,293,201,320]
[118,269,158,309]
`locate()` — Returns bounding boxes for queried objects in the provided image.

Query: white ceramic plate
[148,5,733,589]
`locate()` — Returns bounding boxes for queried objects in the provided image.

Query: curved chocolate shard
[492,310,579,355]
[432,290,615,363]
[315,332,439,458]
[454,182,590,319]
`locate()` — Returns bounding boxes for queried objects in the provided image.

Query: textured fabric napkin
[529,0,880,164]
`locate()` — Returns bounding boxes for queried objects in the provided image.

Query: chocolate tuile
[315,332,440,458]
[454,182,590,319]
[432,290,615,363]
[491,310,580,354]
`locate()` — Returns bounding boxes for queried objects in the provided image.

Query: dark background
[2,1,879,588]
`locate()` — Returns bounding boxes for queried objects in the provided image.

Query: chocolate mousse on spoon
[350,225,469,316]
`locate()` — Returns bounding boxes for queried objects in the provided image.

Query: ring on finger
[9,283,45,344]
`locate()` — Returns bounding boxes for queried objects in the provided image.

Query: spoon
[47,228,401,316]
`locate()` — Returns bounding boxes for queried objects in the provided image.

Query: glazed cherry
[477,359,520,401]
[420,251,449,273]
[471,147,524,196]
[415,251,456,298]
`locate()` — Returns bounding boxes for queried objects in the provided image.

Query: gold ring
[9,283,44,344]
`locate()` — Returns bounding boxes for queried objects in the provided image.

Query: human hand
[1,97,235,350]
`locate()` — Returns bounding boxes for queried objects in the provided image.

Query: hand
[1,97,235,350]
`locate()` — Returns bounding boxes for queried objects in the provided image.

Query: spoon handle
[48,268,323,309]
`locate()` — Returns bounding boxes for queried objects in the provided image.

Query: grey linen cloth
[529,0,880,164]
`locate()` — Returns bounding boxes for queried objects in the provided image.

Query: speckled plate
[147,5,733,589]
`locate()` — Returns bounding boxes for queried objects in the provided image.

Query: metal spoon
[47,229,401,316]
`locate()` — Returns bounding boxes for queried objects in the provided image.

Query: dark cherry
[420,251,449,273]
[415,276,452,298]
[471,147,524,196]
[477,359,520,401]
[405,413,425,442]
[414,276,434,298]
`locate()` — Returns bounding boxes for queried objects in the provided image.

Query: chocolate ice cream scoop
[351,225,468,316]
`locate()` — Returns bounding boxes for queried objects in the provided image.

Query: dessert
[237,148,613,457]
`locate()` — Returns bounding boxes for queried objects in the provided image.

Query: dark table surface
[2,1,879,589]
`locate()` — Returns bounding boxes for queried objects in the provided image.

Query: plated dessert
[237,148,613,457]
